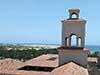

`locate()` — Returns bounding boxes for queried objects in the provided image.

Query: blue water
[86,45,100,52]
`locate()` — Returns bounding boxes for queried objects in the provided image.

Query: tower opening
[70,34,77,47]
[69,9,80,19]
[65,37,69,47]
[78,37,82,47]
[71,13,78,19]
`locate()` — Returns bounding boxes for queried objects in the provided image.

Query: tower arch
[61,8,86,48]
[71,12,78,19]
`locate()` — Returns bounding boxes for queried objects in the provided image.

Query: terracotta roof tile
[0,70,51,75]
[24,54,58,68]
[51,62,88,75]
[0,55,93,75]
[0,58,23,70]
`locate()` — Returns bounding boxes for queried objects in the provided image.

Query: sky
[0,0,100,45]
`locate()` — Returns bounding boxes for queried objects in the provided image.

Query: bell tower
[58,8,88,67]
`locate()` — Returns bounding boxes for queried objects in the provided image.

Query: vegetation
[88,50,99,57]
[0,45,58,61]
[0,44,100,61]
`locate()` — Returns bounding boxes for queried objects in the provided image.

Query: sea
[86,45,100,52]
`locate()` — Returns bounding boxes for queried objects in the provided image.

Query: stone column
[62,38,65,47]
[76,37,79,47]
[62,32,66,47]
[81,36,85,48]
[81,38,84,47]
[68,37,71,47]
[65,37,67,47]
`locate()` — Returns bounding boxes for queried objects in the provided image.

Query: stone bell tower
[58,8,88,67]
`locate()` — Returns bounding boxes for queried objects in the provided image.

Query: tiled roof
[51,62,88,75]
[0,70,51,75]
[0,58,23,70]
[69,8,80,11]
[24,54,58,68]
[0,55,93,75]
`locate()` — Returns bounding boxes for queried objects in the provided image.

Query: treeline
[0,49,58,61]
[88,50,99,57]
[0,45,100,61]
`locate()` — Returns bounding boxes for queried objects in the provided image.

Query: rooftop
[52,62,88,75]
[0,70,51,75]
[0,54,98,75]
[24,54,58,68]
[0,58,23,70]
[69,8,80,13]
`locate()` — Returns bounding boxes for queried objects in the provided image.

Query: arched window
[71,35,77,47]
[71,13,78,19]
[65,37,69,47]
[78,38,82,47]
[65,34,82,47]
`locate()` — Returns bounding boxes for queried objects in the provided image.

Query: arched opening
[64,34,82,47]
[70,34,77,47]
[78,38,81,47]
[71,13,78,19]
[65,37,69,47]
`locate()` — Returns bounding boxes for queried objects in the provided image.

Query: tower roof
[69,8,80,14]
[61,8,86,23]
[68,8,80,19]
